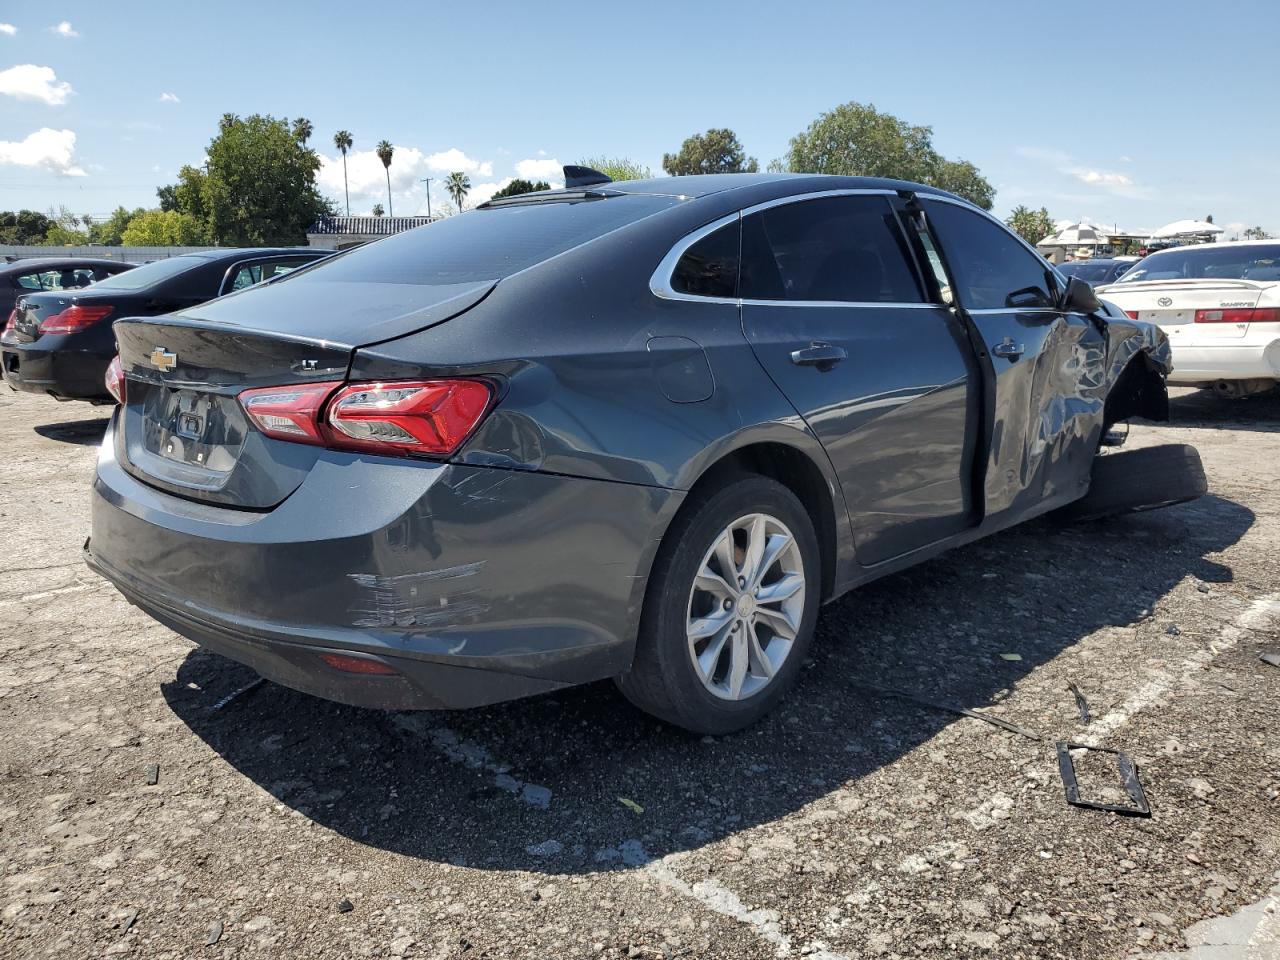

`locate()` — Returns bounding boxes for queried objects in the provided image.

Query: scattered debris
[1067,682,1092,725]
[336,898,353,914]
[1165,624,1182,636]
[211,677,267,712]
[203,920,223,946]
[120,909,138,934]
[526,839,564,858]
[618,797,644,815]
[1260,652,1280,668]
[999,653,1023,662]
[1056,742,1151,817]
[144,764,159,786]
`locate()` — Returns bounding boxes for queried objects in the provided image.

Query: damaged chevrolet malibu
[86,171,1203,735]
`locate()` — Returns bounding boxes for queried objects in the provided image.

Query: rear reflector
[1195,307,1280,324]
[1124,310,1140,320]
[237,378,493,458]
[3,309,15,334]
[104,355,125,404]
[41,304,114,335]
[318,653,398,675]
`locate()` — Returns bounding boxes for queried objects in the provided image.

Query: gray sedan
[86,171,1176,734]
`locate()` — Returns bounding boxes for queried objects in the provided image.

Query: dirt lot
[1,386,1278,960]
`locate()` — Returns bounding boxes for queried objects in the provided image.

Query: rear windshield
[291,195,678,286]
[1059,260,1120,283]
[1116,244,1280,283]
[90,255,206,291]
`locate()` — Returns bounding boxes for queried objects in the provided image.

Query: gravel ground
[1,386,1278,960]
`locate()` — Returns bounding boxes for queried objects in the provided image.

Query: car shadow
[162,493,1252,875]
[33,417,110,445]
[1157,386,1280,433]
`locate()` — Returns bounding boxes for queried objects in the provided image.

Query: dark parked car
[85,173,1180,734]
[2,248,327,402]
[1,257,135,319]
[1056,257,1139,287]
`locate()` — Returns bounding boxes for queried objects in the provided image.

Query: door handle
[991,337,1024,361]
[790,342,847,368]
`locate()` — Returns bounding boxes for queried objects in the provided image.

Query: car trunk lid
[1099,279,1264,340]
[111,279,494,510]
[7,290,116,343]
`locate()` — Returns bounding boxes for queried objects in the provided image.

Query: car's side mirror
[1061,275,1102,314]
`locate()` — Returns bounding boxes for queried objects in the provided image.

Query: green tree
[780,101,995,209]
[1243,226,1272,240]
[444,171,471,212]
[663,128,758,176]
[333,129,353,215]
[121,209,205,246]
[292,117,313,145]
[578,156,652,182]
[44,206,88,245]
[490,178,551,200]
[371,203,384,217]
[0,209,55,244]
[376,140,394,217]
[159,114,330,245]
[1006,205,1056,245]
[88,206,145,245]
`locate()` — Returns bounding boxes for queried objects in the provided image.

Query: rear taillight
[325,380,492,456]
[104,355,125,404]
[2,309,16,335]
[41,304,114,335]
[239,381,343,445]
[1124,310,1140,320]
[319,653,397,675]
[1194,307,1280,324]
[237,379,492,458]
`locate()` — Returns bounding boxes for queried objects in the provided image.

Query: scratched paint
[347,561,488,628]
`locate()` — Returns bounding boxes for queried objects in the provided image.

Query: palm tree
[333,130,353,215]
[375,140,395,217]
[444,171,471,213]
[372,203,385,217]
[292,117,313,145]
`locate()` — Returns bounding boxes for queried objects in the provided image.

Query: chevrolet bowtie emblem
[150,348,177,372]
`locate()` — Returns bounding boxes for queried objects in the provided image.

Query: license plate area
[139,384,246,478]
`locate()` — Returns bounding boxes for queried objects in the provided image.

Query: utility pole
[419,178,433,220]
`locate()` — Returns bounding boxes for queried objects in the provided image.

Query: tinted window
[92,255,206,291]
[296,195,677,287]
[924,201,1057,309]
[1115,244,1280,283]
[227,257,318,292]
[672,221,738,298]
[740,196,924,303]
[1058,261,1116,283]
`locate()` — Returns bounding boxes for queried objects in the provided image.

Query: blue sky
[1,0,1276,236]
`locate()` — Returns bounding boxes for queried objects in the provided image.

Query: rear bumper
[1165,336,1280,383]
[86,416,682,710]
[1,336,113,400]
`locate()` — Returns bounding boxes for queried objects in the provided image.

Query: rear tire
[1056,443,1206,523]
[617,474,820,735]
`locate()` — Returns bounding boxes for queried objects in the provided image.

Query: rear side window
[922,200,1056,309]
[92,255,205,292]
[295,195,678,286]
[739,196,924,303]
[226,257,318,292]
[672,221,739,298]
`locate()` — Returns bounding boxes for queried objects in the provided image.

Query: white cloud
[50,20,78,38]
[514,157,562,182]
[158,92,180,104]
[423,147,492,177]
[0,23,17,35]
[0,128,86,176]
[1119,155,1133,163]
[1074,170,1132,188]
[0,64,73,105]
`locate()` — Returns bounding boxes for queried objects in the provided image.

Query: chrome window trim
[650,188,925,307]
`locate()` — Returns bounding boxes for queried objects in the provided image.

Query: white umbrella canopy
[1152,219,1225,238]
[1037,222,1106,247]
